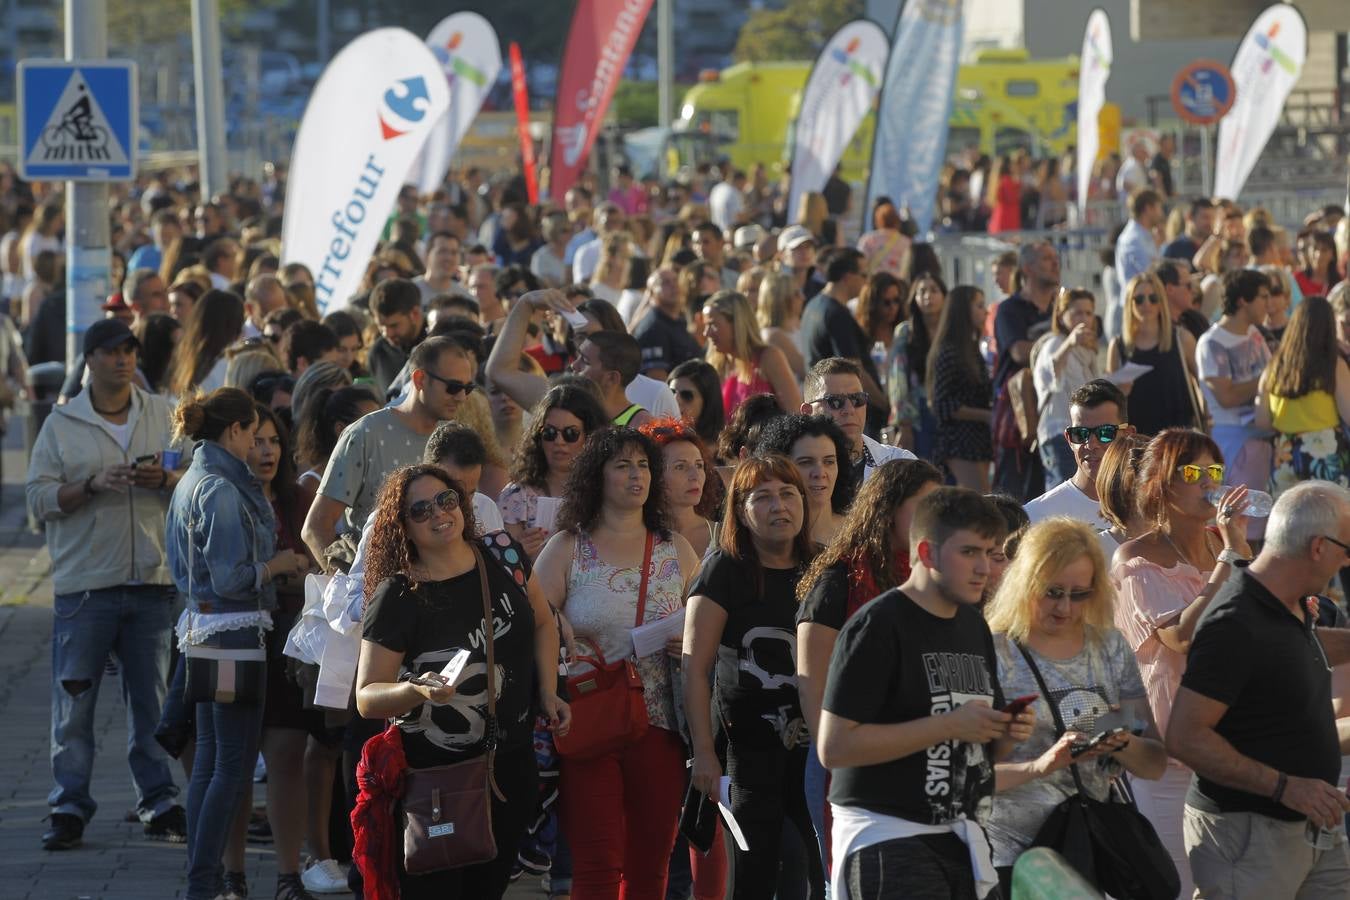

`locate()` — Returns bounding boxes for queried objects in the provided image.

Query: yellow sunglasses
[1177,464,1225,484]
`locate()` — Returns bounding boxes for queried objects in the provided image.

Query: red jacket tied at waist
[351,724,406,900]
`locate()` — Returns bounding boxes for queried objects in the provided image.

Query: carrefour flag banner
[549,0,654,199]
[412,13,502,195]
[1076,9,1112,217]
[788,20,888,220]
[283,28,449,313]
[865,0,963,234]
[1214,3,1306,201]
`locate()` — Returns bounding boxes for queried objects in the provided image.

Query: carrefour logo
[1254,21,1297,76]
[378,76,431,140]
[830,36,878,89]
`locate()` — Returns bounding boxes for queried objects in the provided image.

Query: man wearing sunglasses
[1025,380,1132,533]
[303,337,477,563]
[802,357,914,492]
[1168,481,1350,898]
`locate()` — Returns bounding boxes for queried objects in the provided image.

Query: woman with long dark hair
[1255,294,1350,497]
[668,358,727,449]
[794,458,943,875]
[854,271,907,372]
[684,454,823,900]
[530,428,701,898]
[166,388,309,900]
[494,202,543,268]
[168,289,246,398]
[499,383,609,560]
[134,312,182,394]
[1296,231,1341,297]
[927,285,993,491]
[293,384,380,505]
[885,272,946,456]
[355,465,567,899]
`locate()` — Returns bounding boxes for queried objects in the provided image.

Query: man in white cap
[733,224,764,255]
[777,224,816,294]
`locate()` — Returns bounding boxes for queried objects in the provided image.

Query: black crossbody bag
[1015,642,1179,900]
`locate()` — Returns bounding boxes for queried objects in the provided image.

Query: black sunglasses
[1065,424,1122,445]
[1045,586,1093,603]
[407,488,459,523]
[540,424,582,443]
[1132,293,1161,305]
[810,391,868,411]
[422,371,476,396]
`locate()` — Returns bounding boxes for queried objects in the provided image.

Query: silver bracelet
[1216,548,1247,566]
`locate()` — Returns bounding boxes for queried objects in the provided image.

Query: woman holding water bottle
[1110,428,1255,898]
[1254,295,1350,500]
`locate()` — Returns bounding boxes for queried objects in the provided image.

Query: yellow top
[1270,390,1338,434]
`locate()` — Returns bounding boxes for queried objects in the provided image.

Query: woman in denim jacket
[165,388,307,900]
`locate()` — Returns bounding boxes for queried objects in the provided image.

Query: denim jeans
[185,627,267,900]
[1038,436,1078,493]
[49,584,178,823]
[803,743,830,897]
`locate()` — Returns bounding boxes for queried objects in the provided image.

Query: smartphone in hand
[1001,694,1038,717]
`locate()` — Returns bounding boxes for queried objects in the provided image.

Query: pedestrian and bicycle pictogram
[18,59,136,181]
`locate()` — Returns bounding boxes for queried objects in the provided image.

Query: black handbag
[1015,642,1180,900]
[182,476,267,707]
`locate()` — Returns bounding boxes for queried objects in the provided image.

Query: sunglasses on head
[422,371,476,396]
[407,488,459,523]
[540,424,582,443]
[811,391,868,411]
[1177,463,1225,484]
[1045,586,1094,603]
[1065,424,1122,445]
[1132,292,1161,305]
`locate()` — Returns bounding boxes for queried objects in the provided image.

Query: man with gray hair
[243,273,287,338]
[1167,480,1350,898]
[122,268,168,325]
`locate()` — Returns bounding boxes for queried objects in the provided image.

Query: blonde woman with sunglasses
[1109,428,1252,897]
[1106,272,1202,437]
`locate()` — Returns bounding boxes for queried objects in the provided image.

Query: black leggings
[725,740,823,900]
[398,745,540,900]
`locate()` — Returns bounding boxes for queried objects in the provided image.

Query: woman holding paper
[355,464,567,899]
[1106,273,1202,438]
[499,384,608,560]
[531,427,701,899]
[1033,288,1102,490]
[684,454,825,900]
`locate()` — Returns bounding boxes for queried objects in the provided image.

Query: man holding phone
[817,489,1033,899]
[26,319,188,850]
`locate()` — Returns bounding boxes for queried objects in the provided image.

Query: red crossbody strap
[634,530,655,628]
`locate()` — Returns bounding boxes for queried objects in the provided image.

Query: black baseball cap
[83,319,141,356]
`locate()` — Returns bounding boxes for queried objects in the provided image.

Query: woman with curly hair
[355,464,568,899]
[498,384,608,560]
[794,458,943,874]
[756,413,855,547]
[639,416,723,558]
[684,454,822,899]
[530,428,701,899]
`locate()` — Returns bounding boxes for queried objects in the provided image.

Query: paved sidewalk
[0,426,546,899]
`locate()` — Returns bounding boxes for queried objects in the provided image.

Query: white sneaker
[301,858,349,894]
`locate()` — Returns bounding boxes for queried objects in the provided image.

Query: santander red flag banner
[510,42,539,204]
[548,0,654,199]
[283,28,449,313]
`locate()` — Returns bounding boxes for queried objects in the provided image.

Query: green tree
[733,0,864,63]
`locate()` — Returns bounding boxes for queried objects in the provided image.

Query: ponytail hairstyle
[173,387,257,444]
[294,384,378,471]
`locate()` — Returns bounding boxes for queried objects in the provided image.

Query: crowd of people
[6,151,1350,900]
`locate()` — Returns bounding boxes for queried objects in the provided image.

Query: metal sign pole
[63,0,110,371]
[1201,126,1212,197]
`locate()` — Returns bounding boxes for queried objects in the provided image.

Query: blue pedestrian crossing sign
[18,59,137,181]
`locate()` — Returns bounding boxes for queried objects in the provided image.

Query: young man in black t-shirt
[817,488,1033,899]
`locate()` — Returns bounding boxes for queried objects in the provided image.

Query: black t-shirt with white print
[822,588,1004,824]
[363,555,536,771]
[688,548,807,750]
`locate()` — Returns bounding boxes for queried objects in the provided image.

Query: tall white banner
[788,20,888,220]
[411,13,502,195]
[1214,4,1306,201]
[1076,9,1112,217]
[282,28,450,313]
[864,0,963,235]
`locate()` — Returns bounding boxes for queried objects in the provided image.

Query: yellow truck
[676,49,1118,177]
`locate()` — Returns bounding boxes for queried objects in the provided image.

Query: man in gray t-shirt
[302,336,477,561]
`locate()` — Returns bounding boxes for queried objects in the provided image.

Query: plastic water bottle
[1205,486,1274,518]
[870,341,886,374]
